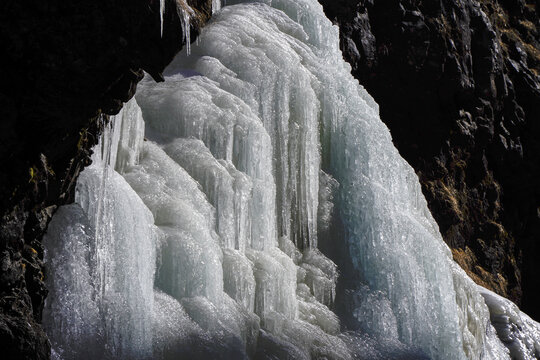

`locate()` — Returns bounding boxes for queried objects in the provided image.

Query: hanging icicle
[212,0,222,14]
[175,0,195,55]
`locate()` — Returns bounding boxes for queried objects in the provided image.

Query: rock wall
[0,0,212,358]
[319,0,540,319]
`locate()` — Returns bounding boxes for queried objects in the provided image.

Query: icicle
[91,115,122,298]
[212,0,222,14]
[175,0,194,55]
[160,0,165,37]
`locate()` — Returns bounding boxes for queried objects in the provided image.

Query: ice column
[43,102,157,359]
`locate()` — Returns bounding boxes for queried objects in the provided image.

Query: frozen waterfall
[42,0,540,359]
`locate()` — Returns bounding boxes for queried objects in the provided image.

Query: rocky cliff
[0,0,211,358]
[319,0,540,319]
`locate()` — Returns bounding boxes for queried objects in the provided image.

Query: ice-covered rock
[42,1,539,359]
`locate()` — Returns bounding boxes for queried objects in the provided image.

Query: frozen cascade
[42,0,540,359]
[43,110,158,359]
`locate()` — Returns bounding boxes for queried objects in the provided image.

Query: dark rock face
[320,0,540,318]
[0,0,211,358]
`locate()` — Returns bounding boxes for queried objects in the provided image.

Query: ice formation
[175,0,195,55]
[213,0,222,14]
[42,0,540,359]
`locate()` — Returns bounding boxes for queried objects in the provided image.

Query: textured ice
[114,98,145,173]
[44,111,158,359]
[479,287,540,359]
[124,141,224,304]
[42,204,103,360]
[42,0,539,359]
